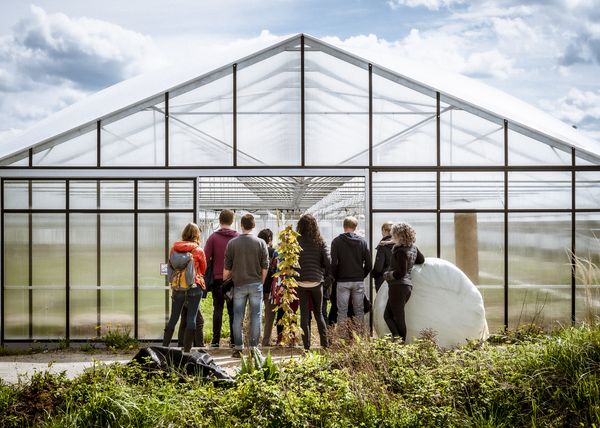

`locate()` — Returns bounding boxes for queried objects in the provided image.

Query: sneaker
[231,349,243,358]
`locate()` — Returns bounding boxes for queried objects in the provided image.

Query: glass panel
[577,172,600,209]
[33,130,97,166]
[168,180,194,209]
[373,172,436,210]
[0,151,29,167]
[441,172,504,210]
[101,104,165,166]
[441,213,504,332]
[70,214,98,339]
[169,75,233,166]
[508,213,571,329]
[509,171,571,209]
[100,181,134,209]
[70,181,98,210]
[32,214,66,338]
[305,51,368,166]
[238,51,301,166]
[577,152,599,166]
[4,180,29,209]
[100,214,134,333]
[372,213,437,258]
[138,180,166,210]
[32,180,65,209]
[138,213,168,339]
[3,214,29,339]
[372,74,437,166]
[508,130,571,165]
[441,109,504,165]
[575,213,600,323]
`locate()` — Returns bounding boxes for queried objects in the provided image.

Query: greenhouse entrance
[196,172,368,244]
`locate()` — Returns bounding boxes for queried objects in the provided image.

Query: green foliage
[102,323,138,351]
[1,325,600,427]
[274,224,302,347]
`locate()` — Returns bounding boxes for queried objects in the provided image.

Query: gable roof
[1,33,598,164]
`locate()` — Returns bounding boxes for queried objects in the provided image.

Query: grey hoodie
[330,232,372,282]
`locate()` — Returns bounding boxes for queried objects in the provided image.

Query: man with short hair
[224,213,269,357]
[330,216,372,327]
[204,209,239,348]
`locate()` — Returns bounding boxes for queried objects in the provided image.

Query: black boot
[162,327,175,347]
[194,311,205,347]
[183,329,195,353]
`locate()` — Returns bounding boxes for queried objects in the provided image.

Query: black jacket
[330,232,372,282]
[384,245,424,287]
[297,236,330,283]
[372,235,394,291]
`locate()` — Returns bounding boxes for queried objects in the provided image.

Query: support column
[454,212,479,284]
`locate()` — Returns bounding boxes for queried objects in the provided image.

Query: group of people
[162,209,424,357]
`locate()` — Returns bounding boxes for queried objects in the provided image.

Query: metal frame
[1,33,599,344]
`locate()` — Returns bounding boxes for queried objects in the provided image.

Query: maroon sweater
[204,228,239,280]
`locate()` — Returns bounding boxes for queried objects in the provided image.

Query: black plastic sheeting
[130,346,234,384]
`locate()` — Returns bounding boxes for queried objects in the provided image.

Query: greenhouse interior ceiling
[0,33,599,344]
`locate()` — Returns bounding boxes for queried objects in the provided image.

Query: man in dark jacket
[204,209,239,348]
[330,216,372,327]
[372,221,395,292]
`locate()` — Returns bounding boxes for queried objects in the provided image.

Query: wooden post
[454,213,480,284]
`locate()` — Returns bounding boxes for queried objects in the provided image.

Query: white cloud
[387,0,465,11]
[543,88,600,125]
[2,5,165,90]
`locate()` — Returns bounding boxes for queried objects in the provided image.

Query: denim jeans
[232,282,263,350]
[336,281,365,326]
[166,287,202,333]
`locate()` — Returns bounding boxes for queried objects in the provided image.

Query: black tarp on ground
[130,346,234,384]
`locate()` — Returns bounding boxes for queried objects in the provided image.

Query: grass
[1,324,599,427]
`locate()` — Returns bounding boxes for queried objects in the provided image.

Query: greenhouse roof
[1,33,598,164]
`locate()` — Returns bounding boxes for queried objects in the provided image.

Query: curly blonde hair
[391,222,416,246]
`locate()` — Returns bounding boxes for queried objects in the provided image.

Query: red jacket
[170,241,207,288]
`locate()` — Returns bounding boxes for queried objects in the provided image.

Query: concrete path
[0,347,301,384]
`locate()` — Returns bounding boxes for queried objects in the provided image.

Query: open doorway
[196,174,368,246]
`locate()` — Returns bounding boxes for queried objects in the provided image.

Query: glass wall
[2,179,195,341]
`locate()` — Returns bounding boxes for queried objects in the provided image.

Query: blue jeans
[232,282,263,350]
[166,287,202,332]
[336,281,365,326]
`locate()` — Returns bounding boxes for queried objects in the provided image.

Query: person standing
[372,221,395,292]
[224,213,269,357]
[330,216,372,328]
[162,223,207,352]
[383,222,425,343]
[204,210,239,348]
[296,214,330,350]
[258,229,284,347]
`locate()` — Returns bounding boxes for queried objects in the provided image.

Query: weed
[102,324,138,351]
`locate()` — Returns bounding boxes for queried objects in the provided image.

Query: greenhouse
[0,33,599,344]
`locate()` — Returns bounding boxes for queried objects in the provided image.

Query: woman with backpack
[162,223,207,352]
[296,214,330,350]
[383,222,424,343]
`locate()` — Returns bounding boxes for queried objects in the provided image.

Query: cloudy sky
[0,0,599,145]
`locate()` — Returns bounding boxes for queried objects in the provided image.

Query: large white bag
[373,257,489,348]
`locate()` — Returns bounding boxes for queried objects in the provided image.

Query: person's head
[297,213,324,246]
[391,222,416,246]
[181,222,201,244]
[381,221,394,237]
[240,213,255,232]
[219,209,235,227]
[258,228,273,246]
[343,216,358,233]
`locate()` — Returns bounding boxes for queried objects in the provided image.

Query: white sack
[373,257,489,348]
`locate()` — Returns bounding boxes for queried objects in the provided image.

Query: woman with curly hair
[383,222,424,342]
[296,213,330,350]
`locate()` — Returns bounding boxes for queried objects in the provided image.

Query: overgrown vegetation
[1,324,599,427]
